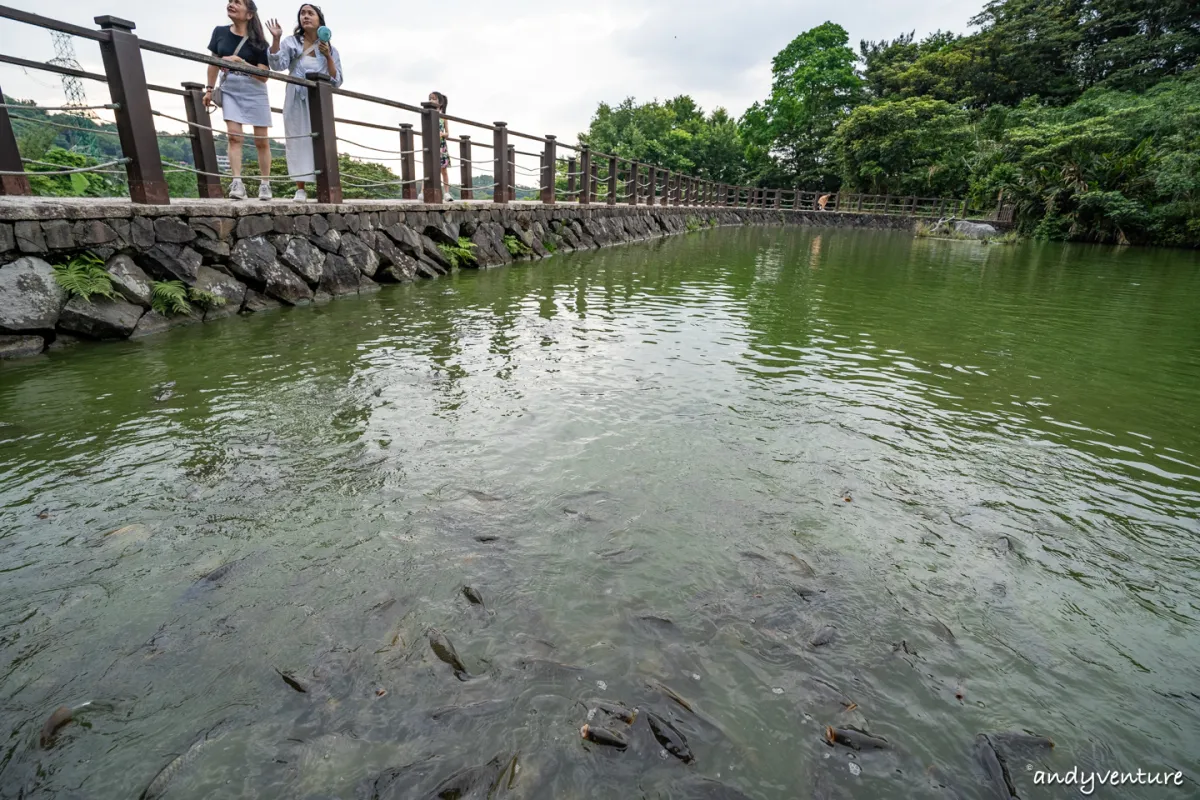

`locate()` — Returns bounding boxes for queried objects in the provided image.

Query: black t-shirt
[208,25,269,69]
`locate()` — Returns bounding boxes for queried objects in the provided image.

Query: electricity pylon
[48,32,93,117]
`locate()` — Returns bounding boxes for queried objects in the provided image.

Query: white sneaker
[258,181,273,201]
[293,189,307,203]
[229,178,246,201]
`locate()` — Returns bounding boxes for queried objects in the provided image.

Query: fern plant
[53,252,118,302]
[436,237,478,269]
[188,288,227,310]
[151,280,192,316]
[503,234,532,256]
[542,239,558,254]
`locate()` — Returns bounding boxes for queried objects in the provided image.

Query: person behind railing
[205,0,275,201]
[266,5,342,203]
[430,91,453,202]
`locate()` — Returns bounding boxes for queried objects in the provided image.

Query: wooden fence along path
[0,6,1007,223]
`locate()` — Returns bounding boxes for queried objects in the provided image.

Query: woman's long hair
[293,4,326,40]
[431,91,448,113]
[237,0,268,48]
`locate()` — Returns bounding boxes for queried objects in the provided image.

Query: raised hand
[265,18,283,40]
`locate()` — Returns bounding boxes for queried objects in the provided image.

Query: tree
[740,22,864,189]
[831,97,975,196]
[580,95,748,182]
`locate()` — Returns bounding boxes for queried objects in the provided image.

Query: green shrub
[542,239,558,254]
[53,252,118,301]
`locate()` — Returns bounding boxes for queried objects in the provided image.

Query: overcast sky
[2,0,981,170]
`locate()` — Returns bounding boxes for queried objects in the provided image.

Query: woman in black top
[204,0,274,201]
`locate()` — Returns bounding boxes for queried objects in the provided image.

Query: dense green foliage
[577,0,1198,246]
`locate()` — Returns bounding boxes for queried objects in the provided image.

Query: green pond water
[1,227,1199,799]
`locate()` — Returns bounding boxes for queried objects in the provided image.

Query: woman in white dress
[266,5,343,203]
[204,0,274,202]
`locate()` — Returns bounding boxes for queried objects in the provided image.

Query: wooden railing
[0,6,989,220]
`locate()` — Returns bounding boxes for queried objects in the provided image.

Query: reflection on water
[1,228,1198,799]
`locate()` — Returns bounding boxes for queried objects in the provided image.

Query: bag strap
[217,35,249,87]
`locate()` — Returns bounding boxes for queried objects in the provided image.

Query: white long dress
[269,37,343,183]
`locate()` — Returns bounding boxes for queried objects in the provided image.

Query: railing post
[180,82,221,199]
[304,73,341,203]
[0,83,31,196]
[567,157,577,201]
[608,156,617,205]
[492,122,509,204]
[459,135,473,200]
[671,174,679,206]
[774,189,781,209]
[628,162,639,206]
[507,144,516,201]
[540,135,556,205]
[578,146,591,205]
[591,161,599,204]
[420,102,442,204]
[94,16,169,204]
[399,124,417,200]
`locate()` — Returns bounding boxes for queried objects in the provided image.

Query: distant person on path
[205,0,274,202]
[266,5,343,203]
[430,91,453,201]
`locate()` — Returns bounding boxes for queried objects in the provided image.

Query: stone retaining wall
[0,202,914,359]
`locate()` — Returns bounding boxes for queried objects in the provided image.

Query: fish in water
[428,628,470,679]
[475,534,500,544]
[974,734,1017,798]
[466,489,502,502]
[647,712,694,763]
[39,706,74,748]
[182,555,257,599]
[810,625,838,647]
[932,618,956,643]
[825,726,889,751]
[462,586,485,606]
[990,732,1054,751]
[592,700,637,725]
[424,754,511,797]
[275,668,308,694]
[780,553,816,577]
[140,721,232,800]
[580,724,628,750]
[39,702,98,749]
[791,584,819,600]
[647,680,695,713]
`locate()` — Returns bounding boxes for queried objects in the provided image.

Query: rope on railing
[160,160,323,182]
[4,157,131,175]
[340,175,423,189]
[1,102,119,112]
[335,135,405,154]
[8,114,123,136]
[150,110,317,141]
